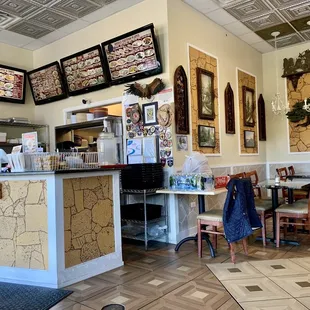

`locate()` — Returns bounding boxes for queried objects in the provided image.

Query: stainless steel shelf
[122,232,167,242]
[0,121,47,128]
[121,188,164,195]
[121,216,165,225]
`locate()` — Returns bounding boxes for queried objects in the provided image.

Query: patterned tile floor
[53,225,310,310]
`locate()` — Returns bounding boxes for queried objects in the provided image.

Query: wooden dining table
[257,179,310,246]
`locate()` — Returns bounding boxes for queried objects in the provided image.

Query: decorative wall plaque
[174,65,189,134]
[258,94,266,141]
[283,50,310,91]
[224,82,235,134]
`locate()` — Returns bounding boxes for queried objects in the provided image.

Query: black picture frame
[242,86,255,127]
[244,130,255,148]
[101,23,163,86]
[0,64,26,104]
[60,45,109,97]
[28,61,67,105]
[258,94,266,141]
[198,125,216,148]
[197,67,215,120]
[142,102,158,126]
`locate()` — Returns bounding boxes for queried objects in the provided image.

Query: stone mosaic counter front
[0,170,122,288]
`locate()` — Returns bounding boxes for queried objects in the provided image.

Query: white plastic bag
[182,152,212,174]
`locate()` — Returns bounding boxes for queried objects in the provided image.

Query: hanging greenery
[286,99,310,127]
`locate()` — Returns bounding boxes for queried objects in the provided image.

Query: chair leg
[229,243,236,264]
[212,226,218,250]
[197,219,202,258]
[276,213,281,248]
[283,218,287,238]
[242,238,248,255]
[260,212,266,247]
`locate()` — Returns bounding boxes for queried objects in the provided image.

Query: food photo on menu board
[0,64,26,104]
[28,61,67,105]
[101,23,163,85]
[60,45,109,96]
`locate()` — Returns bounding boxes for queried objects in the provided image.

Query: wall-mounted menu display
[0,64,26,104]
[28,61,67,105]
[102,24,163,85]
[60,45,109,96]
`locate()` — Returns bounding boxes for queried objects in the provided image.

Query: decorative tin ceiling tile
[267,33,303,48]
[280,2,310,21]
[28,0,57,5]
[0,10,20,28]
[0,0,39,17]
[268,0,309,9]
[255,21,296,40]
[50,0,101,18]
[89,0,117,6]
[243,12,284,31]
[213,0,244,8]
[224,0,272,21]
[27,9,75,29]
[291,16,310,32]
[7,19,51,38]
[300,29,310,40]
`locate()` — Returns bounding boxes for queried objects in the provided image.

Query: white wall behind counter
[0,43,34,120]
[33,0,170,148]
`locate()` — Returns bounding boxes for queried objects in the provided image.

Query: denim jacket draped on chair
[223,178,262,243]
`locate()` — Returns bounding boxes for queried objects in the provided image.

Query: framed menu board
[102,24,163,85]
[0,64,26,104]
[28,61,67,105]
[60,45,109,96]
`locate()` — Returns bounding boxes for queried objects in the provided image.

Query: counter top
[156,188,227,196]
[0,167,123,176]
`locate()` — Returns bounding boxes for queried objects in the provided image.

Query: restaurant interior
[1,0,310,309]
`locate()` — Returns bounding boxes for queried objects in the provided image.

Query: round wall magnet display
[165,131,172,139]
[126,119,132,124]
[143,128,148,137]
[128,132,135,138]
[126,125,132,132]
[160,133,165,140]
[126,108,132,117]
[130,104,141,124]
[168,140,173,147]
[165,150,171,157]
[163,139,168,147]
[160,150,165,158]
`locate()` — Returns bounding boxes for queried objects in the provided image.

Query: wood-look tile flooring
[53,228,310,310]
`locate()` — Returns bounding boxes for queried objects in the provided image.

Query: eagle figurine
[125,78,165,99]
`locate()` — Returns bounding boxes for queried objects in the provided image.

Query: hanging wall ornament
[258,94,267,141]
[224,82,235,134]
[125,78,165,99]
[174,65,190,134]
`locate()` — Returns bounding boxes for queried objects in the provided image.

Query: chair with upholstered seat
[276,167,308,201]
[276,196,310,247]
[245,170,273,246]
[197,173,246,258]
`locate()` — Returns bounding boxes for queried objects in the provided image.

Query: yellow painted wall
[167,0,265,167]
[33,0,169,148]
[262,42,310,162]
[0,43,34,120]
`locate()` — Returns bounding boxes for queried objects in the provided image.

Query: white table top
[156,188,227,196]
[258,179,310,189]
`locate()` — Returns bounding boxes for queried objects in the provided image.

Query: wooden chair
[245,170,274,246]
[197,173,248,263]
[276,195,310,247]
[276,167,308,201]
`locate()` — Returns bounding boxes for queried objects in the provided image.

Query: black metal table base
[175,233,216,258]
[256,236,300,246]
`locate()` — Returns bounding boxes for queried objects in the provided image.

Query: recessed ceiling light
[307,21,310,26]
